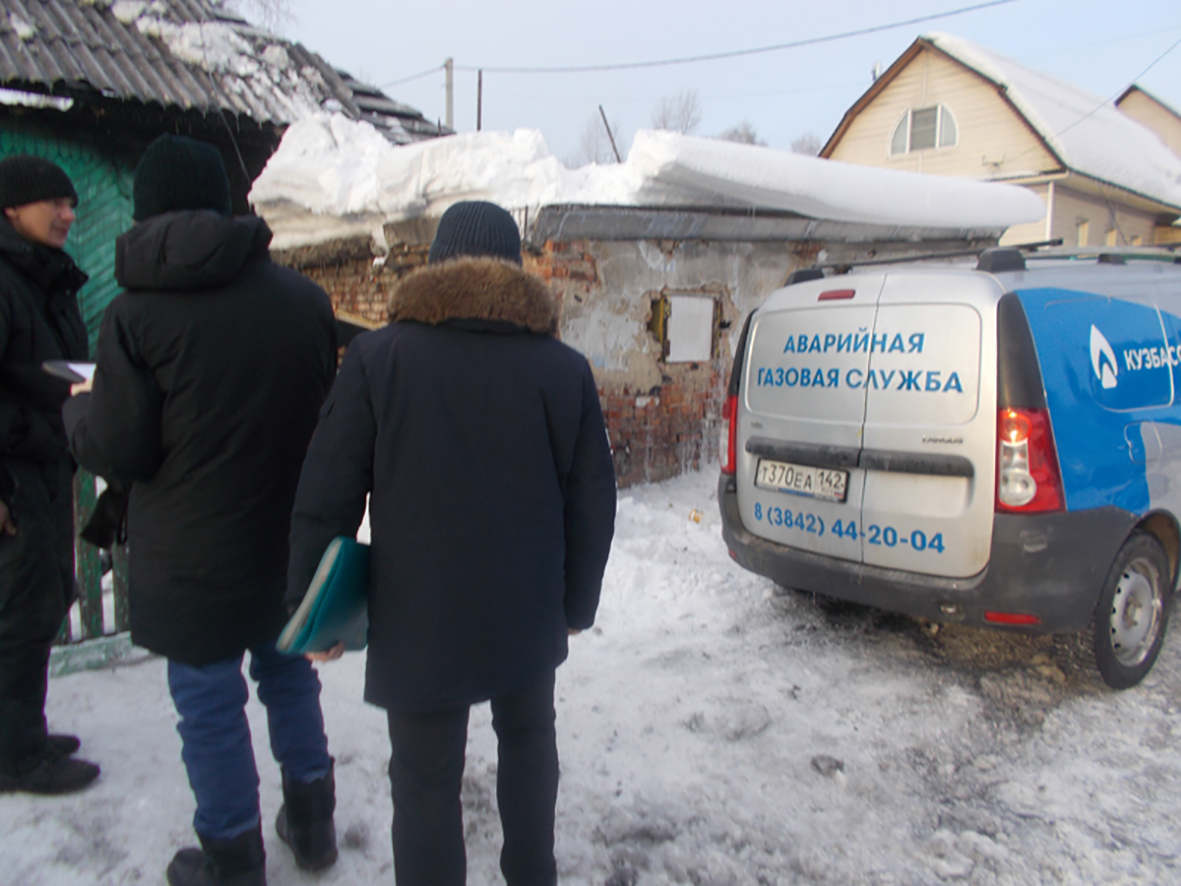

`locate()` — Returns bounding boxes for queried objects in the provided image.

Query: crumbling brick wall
[271,234,430,326]
[530,239,744,487]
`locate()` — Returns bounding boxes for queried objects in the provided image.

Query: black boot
[0,751,99,795]
[275,761,338,871]
[45,733,81,758]
[166,824,266,886]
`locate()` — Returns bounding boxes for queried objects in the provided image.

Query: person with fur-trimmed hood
[287,200,617,886]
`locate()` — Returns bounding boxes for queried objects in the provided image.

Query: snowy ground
[4,469,1181,885]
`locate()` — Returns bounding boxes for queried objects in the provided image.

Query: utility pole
[445,57,454,131]
[477,69,483,131]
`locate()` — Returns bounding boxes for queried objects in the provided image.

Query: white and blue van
[719,247,1181,688]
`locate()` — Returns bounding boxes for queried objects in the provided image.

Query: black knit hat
[133,134,232,222]
[428,200,522,266]
[0,155,78,210]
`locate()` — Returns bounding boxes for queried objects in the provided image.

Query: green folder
[277,536,370,654]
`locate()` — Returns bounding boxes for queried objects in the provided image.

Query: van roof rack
[793,239,1061,278]
[1024,245,1180,264]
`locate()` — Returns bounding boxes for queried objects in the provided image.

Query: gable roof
[0,0,442,144]
[1117,85,1181,124]
[823,33,1181,213]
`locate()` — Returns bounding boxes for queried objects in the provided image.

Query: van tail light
[720,394,738,475]
[995,407,1063,513]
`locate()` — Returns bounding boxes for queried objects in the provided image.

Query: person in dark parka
[0,154,101,796]
[63,136,339,886]
[287,200,617,886]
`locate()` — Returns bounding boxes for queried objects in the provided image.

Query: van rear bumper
[718,475,1136,634]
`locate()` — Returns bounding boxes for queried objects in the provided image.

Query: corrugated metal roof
[0,0,443,143]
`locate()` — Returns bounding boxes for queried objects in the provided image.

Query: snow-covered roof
[250,115,1046,250]
[925,32,1181,211]
[0,0,441,143]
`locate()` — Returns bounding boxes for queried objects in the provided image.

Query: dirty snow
[5,469,1181,885]
[249,115,1046,249]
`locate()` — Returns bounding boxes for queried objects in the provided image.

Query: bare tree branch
[651,89,702,134]
[571,112,626,165]
[717,120,766,146]
[212,0,293,34]
[791,133,823,156]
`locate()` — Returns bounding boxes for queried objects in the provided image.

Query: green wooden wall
[0,128,135,350]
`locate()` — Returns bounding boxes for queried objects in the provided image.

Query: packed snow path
[3,470,1180,884]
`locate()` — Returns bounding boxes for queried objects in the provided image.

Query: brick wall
[529,240,731,486]
[276,234,736,487]
[272,235,431,327]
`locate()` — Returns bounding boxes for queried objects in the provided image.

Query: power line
[450,0,1014,75]
[377,64,445,90]
[1054,33,1181,140]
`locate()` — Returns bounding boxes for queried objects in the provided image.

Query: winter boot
[165,824,266,886]
[45,733,81,758]
[275,760,338,871]
[0,751,99,795]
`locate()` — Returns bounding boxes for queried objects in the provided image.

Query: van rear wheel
[1089,532,1171,690]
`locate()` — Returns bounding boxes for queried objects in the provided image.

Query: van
[718,247,1181,689]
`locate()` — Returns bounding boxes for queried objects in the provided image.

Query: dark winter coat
[0,218,87,646]
[0,217,88,502]
[64,211,336,666]
[287,257,616,714]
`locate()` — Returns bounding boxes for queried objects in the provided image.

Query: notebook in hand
[277,536,370,654]
[42,360,96,383]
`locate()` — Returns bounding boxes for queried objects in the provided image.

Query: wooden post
[112,542,130,633]
[72,470,104,640]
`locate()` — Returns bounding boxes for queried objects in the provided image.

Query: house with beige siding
[821,33,1181,248]
[1116,86,1181,159]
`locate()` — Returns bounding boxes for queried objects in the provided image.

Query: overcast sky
[278,0,1181,165]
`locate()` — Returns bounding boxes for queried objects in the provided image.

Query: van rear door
[859,272,1001,578]
[737,276,884,563]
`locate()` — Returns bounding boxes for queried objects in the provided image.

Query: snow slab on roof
[927,32,1181,211]
[250,115,1046,249]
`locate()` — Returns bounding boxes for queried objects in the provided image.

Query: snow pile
[929,32,1181,210]
[250,114,1046,247]
[6,470,1181,884]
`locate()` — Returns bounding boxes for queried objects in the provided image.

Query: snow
[250,115,1046,249]
[7,469,1181,884]
[927,32,1181,211]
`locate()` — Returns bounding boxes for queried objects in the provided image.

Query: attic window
[890,104,957,155]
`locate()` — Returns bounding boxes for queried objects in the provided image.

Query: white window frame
[889,104,958,156]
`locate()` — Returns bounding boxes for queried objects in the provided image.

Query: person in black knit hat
[0,154,101,796]
[63,134,339,886]
[287,200,616,886]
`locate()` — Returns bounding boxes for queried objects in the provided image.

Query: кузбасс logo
[1090,324,1119,390]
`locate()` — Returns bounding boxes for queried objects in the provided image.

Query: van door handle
[858,449,974,477]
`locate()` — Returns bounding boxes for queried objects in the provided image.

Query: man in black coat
[0,155,101,796]
[287,201,617,886]
[64,136,339,886]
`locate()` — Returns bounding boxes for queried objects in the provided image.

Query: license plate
[755,459,848,503]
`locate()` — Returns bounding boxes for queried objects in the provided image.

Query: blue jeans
[167,642,331,840]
